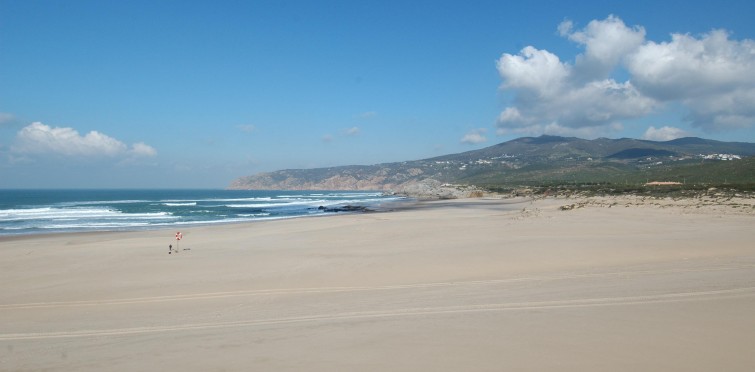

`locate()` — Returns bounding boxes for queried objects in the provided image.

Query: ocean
[0,189,407,236]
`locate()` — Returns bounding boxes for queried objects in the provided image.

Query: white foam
[0,191,408,235]
[0,207,173,222]
[180,197,275,203]
[236,213,271,217]
[227,199,328,209]
[43,222,152,229]
[58,199,151,206]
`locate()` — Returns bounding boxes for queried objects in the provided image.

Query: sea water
[0,189,406,235]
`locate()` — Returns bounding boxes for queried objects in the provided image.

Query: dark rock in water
[316,205,373,213]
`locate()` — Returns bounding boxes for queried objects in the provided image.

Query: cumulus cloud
[13,122,156,158]
[627,30,754,99]
[497,46,569,98]
[642,126,690,141]
[627,29,755,131]
[496,15,755,137]
[460,128,488,144]
[559,15,645,81]
[496,76,656,134]
[496,16,655,137]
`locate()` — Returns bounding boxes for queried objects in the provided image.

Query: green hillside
[229,136,755,192]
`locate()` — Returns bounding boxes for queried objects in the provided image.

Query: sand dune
[1,196,754,371]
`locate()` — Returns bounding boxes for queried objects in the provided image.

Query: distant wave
[0,189,407,235]
[161,197,276,203]
[57,200,151,207]
[0,207,172,222]
[236,213,271,217]
[227,200,328,209]
[281,192,384,199]
[43,222,152,229]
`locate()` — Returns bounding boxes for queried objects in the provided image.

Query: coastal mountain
[228,136,755,191]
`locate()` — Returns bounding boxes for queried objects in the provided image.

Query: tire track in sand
[2,264,754,310]
[1,286,754,341]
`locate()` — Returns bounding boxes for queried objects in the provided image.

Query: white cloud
[497,46,569,98]
[642,126,690,141]
[344,126,360,136]
[626,29,755,131]
[131,142,158,157]
[507,79,656,129]
[560,15,646,80]
[557,19,574,38]
[496,15,755,137]
[627,30,755,100]
[460,128,488,144]
[13,122,156,158]
[496,16,655,137]
[321,134,334,143]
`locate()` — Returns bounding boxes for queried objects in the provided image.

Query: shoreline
[0,189,405,238]
[2,196,754,371]
[0,198,414,240]
[3,190,751,240]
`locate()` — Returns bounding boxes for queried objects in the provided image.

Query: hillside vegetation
[229,136,755,194]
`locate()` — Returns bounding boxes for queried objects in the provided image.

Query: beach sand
[1,196,754,371]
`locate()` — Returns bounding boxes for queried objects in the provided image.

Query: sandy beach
[1,195,754,371]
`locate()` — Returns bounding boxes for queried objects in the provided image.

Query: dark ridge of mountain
[607,148,678,159]
[228,135,755,191]
[664,137,717,145]
[518,135,580,145]
[661,137,755,155]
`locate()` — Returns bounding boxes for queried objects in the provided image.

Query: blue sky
[2,0,754,188]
